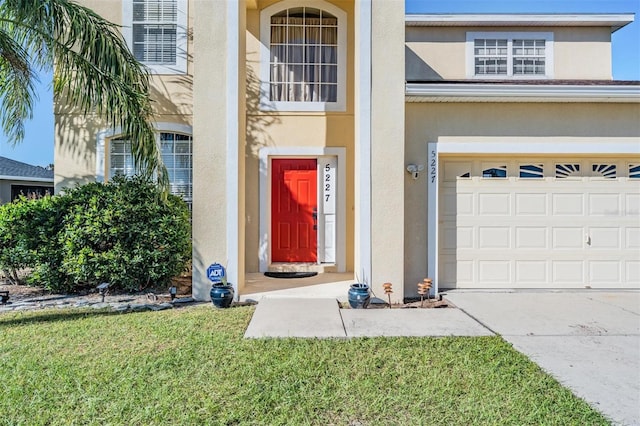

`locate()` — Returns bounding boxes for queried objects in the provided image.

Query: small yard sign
[207,263,225,283]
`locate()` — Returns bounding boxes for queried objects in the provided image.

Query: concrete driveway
[445,291,640,426]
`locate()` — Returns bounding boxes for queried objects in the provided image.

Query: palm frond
[0,0,168,188]
[0,27,36,143]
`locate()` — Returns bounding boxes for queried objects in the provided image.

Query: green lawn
[0,306,607,425]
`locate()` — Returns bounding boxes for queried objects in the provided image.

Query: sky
[1,0,638,168]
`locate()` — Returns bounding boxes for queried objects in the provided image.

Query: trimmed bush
[0,195,67,286]
[0,176,191,293]
[58,175,192,292]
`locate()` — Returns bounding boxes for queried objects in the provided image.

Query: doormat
[264,272,318,279]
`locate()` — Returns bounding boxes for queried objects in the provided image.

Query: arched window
[261,1,346,111]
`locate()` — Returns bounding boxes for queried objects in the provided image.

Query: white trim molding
[406,14,635,33]
[406,83,640,103]
[426,143,438,296]
[259,0,347,112]
[226,0,240,300]
[436,140,640,155]
[122,0,188,74]
[258,147,347,273]
[355,0,372,287]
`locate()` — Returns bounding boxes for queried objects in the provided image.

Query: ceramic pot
[348,283,371,309]
[210,284,234,308]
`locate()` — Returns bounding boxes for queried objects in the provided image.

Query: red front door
[271,159,317,262]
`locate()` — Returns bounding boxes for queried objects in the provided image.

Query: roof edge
[0,175,54,183]
[405,14,635,33]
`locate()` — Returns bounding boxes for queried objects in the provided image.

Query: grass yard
[0,306,607,425]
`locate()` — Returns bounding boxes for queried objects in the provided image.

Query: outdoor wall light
[97,282,110,303]
[406,164,424,180]
[0,290,9,305]
[169,286,177,301]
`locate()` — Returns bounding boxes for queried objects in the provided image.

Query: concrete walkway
[244,297,492,338]
[244,291,640,425]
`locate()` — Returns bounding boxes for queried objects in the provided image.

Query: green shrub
[1,176,191,293]
[0,195,68,286]
[58,175,192,292]
[0,198,36,284]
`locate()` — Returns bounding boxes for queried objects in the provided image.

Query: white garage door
[439,158,640,289]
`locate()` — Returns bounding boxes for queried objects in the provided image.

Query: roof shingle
[0,156,53,180]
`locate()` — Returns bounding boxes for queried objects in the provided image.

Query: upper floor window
[123,0,188,74]
[467,32,553,79]
[260,1,347,112]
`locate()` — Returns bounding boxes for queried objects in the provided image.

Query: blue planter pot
[210,284,234,308]
[348,283,371,309]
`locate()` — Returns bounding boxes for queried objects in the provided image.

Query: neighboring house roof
[0,156,54,183]
[405,14,635,33]
[406,80,640,103]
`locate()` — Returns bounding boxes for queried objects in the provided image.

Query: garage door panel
[552,193,584,215]
[515,193,547,215]
[589,193,621,216]
[590,227,621,249]
[552,227,584,249]
[516,261,548,283]
[478,227,510,249]
[589,261,621,284]
[479,193,510,215]
[457,260,473,283]
[626,194,640,215]
[457,227,473,249]
[516,227,547,249]
[457,193,474,215]
[626,261,640,283]
[478,260,511,283]
[626,228,640,249]
[552,261,584,283]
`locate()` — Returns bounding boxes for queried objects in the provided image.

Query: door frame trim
[259,147,346,272]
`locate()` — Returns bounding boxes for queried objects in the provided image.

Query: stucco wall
[403,101,640,296]
[370,0,405,301]
[406,26,612,81]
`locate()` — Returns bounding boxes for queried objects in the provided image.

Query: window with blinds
[110,132,193,211]
[124,0,186,74]
[132,0,177,65]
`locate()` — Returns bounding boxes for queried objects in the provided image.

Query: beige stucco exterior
[406,26,612,81]
[370,0,406,299]
[54,2,638,301]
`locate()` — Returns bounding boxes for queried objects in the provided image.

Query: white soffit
[405,14,635,32]
[405,83,640,103]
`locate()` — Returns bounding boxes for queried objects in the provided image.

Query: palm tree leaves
[0,0,167,186]
[0,26,36,143]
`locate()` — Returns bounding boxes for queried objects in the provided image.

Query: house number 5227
[323,159,336,214]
